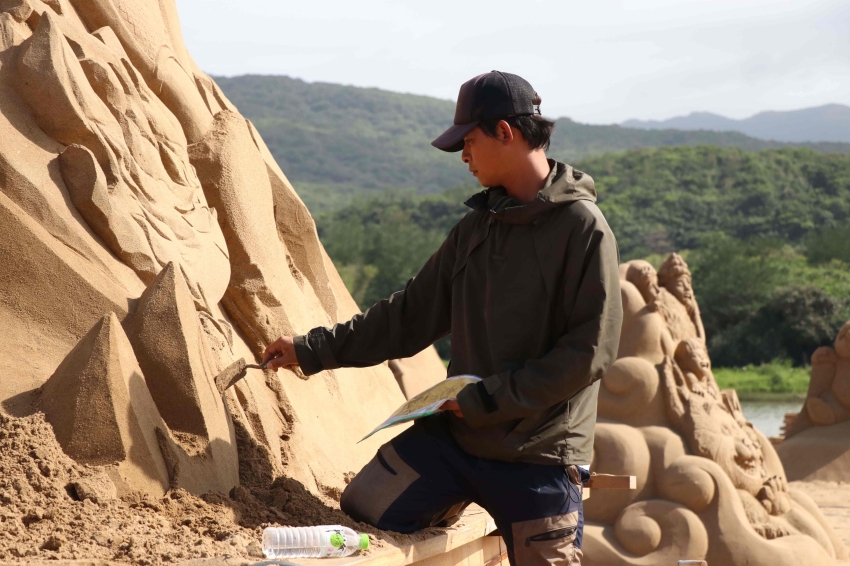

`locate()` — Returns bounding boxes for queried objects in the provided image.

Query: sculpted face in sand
[658,253,705,341]
[626,260,661,304]
[626,258,699,343]
[658,254,694,306]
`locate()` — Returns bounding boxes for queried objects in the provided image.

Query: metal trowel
[213,358,267,394]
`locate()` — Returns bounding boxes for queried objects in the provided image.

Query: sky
[175,0,850,124]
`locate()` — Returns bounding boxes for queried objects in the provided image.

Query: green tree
[688,234,785,337]
[317,188,469,309]
[710,286,847,367]
[805,223,850,265]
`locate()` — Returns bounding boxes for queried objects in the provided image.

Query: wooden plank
[410,535,506,566]
[298,505,498,566]
[585,474,636,490]
[296,475,637,566]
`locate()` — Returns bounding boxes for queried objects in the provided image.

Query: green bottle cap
[330,533,345,548]
[359,534,370,550]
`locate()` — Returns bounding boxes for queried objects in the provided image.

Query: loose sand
[791,480,850,563]
[0,412,433,565]
[4,410,850,565]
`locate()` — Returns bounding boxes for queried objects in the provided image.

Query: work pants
[341,415,586,565]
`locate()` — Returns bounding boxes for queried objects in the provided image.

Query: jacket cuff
[457,375,503,428]
[293,334,324,376]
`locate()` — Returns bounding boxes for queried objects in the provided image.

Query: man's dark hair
[478,95,555,151]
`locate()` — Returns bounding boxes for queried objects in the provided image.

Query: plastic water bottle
[262,525,370,559]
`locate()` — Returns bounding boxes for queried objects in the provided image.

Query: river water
[740,400,804,437]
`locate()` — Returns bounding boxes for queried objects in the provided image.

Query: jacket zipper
[525,526,576,546]
[491,219,511,259]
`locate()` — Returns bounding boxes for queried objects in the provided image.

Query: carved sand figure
[777,320,850,481]
[0,0,442,513]
[662,339,792,528]
[586,254,846,566]
[785,320,850,433]
[657,253,706,342]
[626,257,699,344]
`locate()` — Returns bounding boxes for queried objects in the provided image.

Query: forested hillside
[316,147,850,367]
[215,75,850,213]
[215,75,850,369]
[584,147,850,258]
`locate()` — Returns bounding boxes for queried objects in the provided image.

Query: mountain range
[622,104,850,144]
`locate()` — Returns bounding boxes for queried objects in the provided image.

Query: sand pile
[0,412,424,564]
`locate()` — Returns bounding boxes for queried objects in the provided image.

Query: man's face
[461,126,509,187]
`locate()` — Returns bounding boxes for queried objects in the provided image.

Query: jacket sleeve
[293,225,459,376]
[457,212,623,427]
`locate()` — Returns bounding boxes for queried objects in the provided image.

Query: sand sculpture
[0,2,844,564]
[584,254,847,566]
[776,320,850,481]
[0,0,444,508]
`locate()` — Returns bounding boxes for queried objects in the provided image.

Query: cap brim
[431,122,479,152]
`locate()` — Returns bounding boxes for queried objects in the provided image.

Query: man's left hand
[440,399,464,418]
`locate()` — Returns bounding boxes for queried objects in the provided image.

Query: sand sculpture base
[777,420,850,482]
[777,321,850,483]
[790,480,850,555]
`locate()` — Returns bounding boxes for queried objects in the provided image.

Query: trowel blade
[214,358,248,394]
[213,359,267,394]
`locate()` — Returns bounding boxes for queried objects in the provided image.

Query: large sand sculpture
[776,321,850,481]
[583,254,848,565]
[1,2,845,564]
[0,0,444,506]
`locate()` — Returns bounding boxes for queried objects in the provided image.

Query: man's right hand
[262,336,299,371]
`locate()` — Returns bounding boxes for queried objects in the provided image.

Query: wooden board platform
[296,476,636,566]
[297,505,505,566]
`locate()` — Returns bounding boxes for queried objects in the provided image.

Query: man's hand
[262,336,299,372]
[440,399,464,418]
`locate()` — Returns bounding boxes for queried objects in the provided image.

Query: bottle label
[330,533,345,548]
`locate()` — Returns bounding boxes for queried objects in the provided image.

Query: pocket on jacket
[503,402,566,450]
[512,511,581,565]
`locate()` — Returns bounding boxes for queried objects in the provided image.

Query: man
[262,71,622,565]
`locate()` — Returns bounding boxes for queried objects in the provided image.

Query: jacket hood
[464,160,597,224]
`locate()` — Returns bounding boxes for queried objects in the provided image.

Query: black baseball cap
[431,71,539,153]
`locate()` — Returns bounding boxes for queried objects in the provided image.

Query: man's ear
[496,120,514,144]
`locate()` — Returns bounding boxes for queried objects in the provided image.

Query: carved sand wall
[0,0,443,501]
[585,254,848,565]
[776,320,850,481]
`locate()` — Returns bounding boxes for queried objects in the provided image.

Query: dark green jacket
[295,160,623,465]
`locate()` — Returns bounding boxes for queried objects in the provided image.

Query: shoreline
[735,392,806,403]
